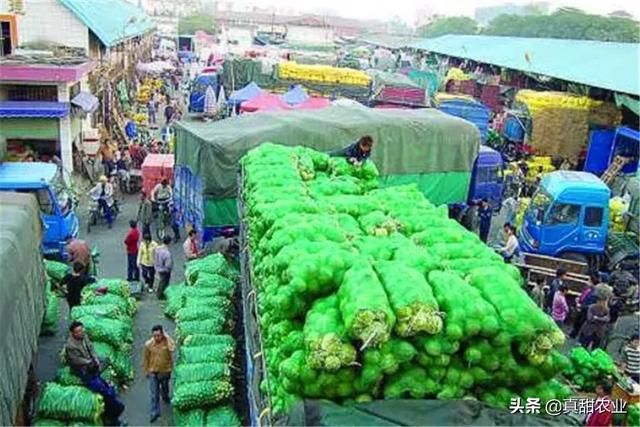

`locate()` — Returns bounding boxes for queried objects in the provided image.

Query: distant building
[0,0,155,172]
[214,10,382,47]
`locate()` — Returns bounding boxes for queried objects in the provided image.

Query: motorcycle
[87,195,119,233]
[154,199,173,241]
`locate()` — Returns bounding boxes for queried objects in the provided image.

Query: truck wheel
[560,252,588,265]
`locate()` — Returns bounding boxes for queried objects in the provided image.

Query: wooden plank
[522,252,589,275]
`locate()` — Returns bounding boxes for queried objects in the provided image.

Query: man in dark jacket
[64,321,125,424]
[332,135,374,166]
[61,262,95,310]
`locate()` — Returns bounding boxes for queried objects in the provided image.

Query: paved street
[36,191,187,426]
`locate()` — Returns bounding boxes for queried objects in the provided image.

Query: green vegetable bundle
[375,261,442,337]
[82,279,130,299]
[358,211,401,236]
[191,272,236,298]
[172,408,206,426]
[205,406,241,426]
[70,304,128,322]
[177,317,228,341]
[176,298,232,322]
[164,284,219,319]
[174,362,231,387]
[185,253,239,284]
[76,316,132,349]
[41,291,59,335]
[171,380,234,411]
[81,293,136,317]
[36,383,104,424]
[178,343,235,365]
[337,261,395,348]
[303,295,356,371]
[45,260,69,285]
[564,347,617,390]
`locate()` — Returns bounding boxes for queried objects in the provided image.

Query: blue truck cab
[189,72,219,113]
[519,171,610,258]
[468,145,504,210]
[0,162,79,258]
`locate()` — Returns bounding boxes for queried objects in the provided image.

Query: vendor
[498,223,519,262]
[332,135,374,167]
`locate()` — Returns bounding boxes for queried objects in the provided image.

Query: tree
[483,9,640,42]
[178,13,216,35]
[419,16,479,38]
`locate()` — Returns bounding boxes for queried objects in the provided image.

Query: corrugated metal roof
[60,0,156,47]
[0,101,69,118]
[410,35,640,96]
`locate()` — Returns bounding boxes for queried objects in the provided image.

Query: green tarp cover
[175,105,480,200]
[0,192,47,424]
[367,70,423,89]
[203,172,471,227]
[284,399,581,426]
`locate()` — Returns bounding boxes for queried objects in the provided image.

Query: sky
[246,0,640,24]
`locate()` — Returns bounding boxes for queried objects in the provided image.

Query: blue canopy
[0,101,69,118]
[282,85,309,106]
[228,82,263,105]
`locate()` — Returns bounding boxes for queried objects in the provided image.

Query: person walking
[154,236,173,299]
[477,199,492,243]
[137,192,154,236]
[64,321,125,425]
[124,220,141,282]
[579,296,611,350]
[61,262,96,311]
[183,229,201,261]
[147,98,157,126]
[138,233,158,293]
[143,325,175,423]
[552,285,570,327]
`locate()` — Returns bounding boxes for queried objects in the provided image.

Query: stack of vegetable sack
[278,62,371,87]
[168,254,242,427]
[242,143,571,415]
[515,90,620,159]
[66,279,138,387]
[41,278,59,335]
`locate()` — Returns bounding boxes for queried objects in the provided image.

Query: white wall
[4,0,89,51]
[286,25,334,45]
[225,26,253,47]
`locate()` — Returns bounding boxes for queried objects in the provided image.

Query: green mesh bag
[185,254,239,284]
[177,317,228,340]
[182,334,235,348]
[205,406,241,426]
[41,293,59,335]
[45,260,70,284]
[173,408,206,426]
[81,293,136,317]
[171,380,234,410]
[33,419,67,426]
[174,362,231,386]
[36,383,104,424]
[82,279,130,299]
[178,342,235,364]
[77,316,132,349]
[176,297,233,322]
[70,304,128,322]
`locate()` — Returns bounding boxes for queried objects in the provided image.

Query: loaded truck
[0,162,79,258]
[173,105,502,240]
[0,192,48,425]
[519,171,639,273]
[584,125,639,176]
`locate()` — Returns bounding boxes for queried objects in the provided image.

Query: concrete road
[36,191,187,426]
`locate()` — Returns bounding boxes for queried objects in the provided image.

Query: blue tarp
[71,91,99,113]
[228,82,263,105]
[0,101,69,118]
[282,85,309,105]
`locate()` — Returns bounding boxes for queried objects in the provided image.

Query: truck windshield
[528,187,552,223]
[51,169,73,215]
